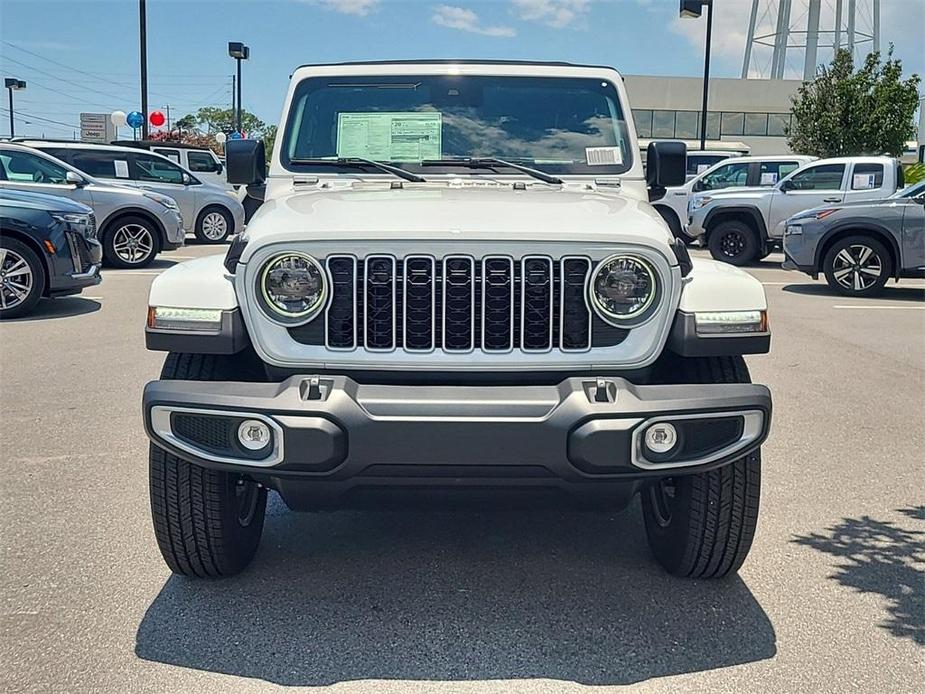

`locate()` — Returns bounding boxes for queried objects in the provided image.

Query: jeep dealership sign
[80,113,116,143]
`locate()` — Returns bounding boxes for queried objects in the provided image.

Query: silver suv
[0,143,183,268]
[22,141,244,244]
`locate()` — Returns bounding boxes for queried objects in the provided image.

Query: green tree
[262,124,278,159]
[189,106,267,138]
[788,47,920,158]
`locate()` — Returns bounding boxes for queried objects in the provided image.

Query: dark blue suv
[0,188,102,318]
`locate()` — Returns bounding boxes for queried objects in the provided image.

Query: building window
[633,110,652,138]
[705,112,721,140]
[721,112,745,136]
[675,111,700,139]
[744,113,768,136]
[652,110,675,138]
[768,113,791,136]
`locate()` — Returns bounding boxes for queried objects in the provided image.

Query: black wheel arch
[815,224,902,280]
[653,204,683,235]
[703,206,768,242]
[0,227,51,297]
[98,207,169,247]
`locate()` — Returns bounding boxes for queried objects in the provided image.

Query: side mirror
[780,179,794,192]
[215,162,224,175]
[646,140,687,200]
[226,139,266,186]
[182,172,194,186]
[692,179,705,192]
[65,171,85,186]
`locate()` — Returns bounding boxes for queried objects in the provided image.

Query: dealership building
[624,75,802,156]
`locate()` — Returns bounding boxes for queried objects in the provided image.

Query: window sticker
[697,164,710,174]
[760,172,779,185]
[585,146,622,166]
[336,112,442,161]
[114,160,129,178]
[852,173,876,190]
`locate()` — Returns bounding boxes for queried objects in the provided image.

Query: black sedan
[0,188,102,318]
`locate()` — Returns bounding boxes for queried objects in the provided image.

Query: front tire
[708,220,760,266]
[0,237,45,319]
[822,235,891,297]
[642,355,762,578]
[149,352,267,577]
[103,215,160,268]
[195,206,233,244]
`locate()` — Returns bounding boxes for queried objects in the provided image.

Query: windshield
[282,74,632,176]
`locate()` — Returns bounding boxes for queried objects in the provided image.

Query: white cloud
[311,0,379,16]
[511,0,589,28]
[432,5,517,37]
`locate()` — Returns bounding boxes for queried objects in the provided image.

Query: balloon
[110,110,127,128]
[149,110,165,127]
[214,132,227,143]
[126,111,145,129]
[229,131,242,140]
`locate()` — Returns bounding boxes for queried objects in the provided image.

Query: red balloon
[149,111,165,127]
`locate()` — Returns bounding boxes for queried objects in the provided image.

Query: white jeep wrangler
[142,61,772,579]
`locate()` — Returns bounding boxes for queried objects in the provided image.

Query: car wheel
[195,206,233,244]
[822,235,891,297]
[708,220,760,266]
[642,355,761,578]
[103,215,160,268]
[149,352,268,578]
[0,237,45,319]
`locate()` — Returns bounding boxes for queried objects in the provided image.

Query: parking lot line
[833,305,925,310]
[103,271,163,276]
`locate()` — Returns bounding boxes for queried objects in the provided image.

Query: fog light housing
[644,422,678,455]
[238,419,271,451]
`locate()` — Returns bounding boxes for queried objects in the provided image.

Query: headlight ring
[256,252,327,326]
[588,254,659,327]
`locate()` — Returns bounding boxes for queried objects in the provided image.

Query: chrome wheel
[0,248,35,311]
[831,244,883,292]
[200,211,228,241]
[112,223,154,264]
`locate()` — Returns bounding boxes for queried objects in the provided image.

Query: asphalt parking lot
[0,245,922,693]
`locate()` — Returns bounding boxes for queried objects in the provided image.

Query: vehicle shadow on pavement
[135,499,776,686]
[791,507,924,647]
[782,284,925,302]
[3,297,101,322]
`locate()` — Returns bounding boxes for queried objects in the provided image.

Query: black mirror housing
[780,179,794,192]
[646,140,687,190]
[226,139,266,186]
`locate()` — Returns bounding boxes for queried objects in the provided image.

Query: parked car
[688,156,903,265]
[111,140,231,190]
[0,188,101,318]
[653,155,816,240]
[782,179,925,296]
[141,60,772,580]
[0,143,184,268]
[21,141,244,244]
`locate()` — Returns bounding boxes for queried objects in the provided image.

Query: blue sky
[1,0,922,138]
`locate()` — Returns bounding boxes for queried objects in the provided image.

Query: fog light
[644,422,678,454]
[238,419,271,451]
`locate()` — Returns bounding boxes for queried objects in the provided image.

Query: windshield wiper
[288,157,426,183]
[421,157,563,185]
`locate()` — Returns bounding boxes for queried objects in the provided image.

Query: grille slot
[302,254,622,353]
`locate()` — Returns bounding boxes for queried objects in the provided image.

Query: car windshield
[282,74,632,176]
[890,179,925,198]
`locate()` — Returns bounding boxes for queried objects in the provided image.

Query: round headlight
[590,254,657,324]
[258,252,327,324]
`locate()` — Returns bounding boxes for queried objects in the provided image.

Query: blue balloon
[229,131,243,140]
[126,110,145,129]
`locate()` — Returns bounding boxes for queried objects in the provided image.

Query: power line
[0,106,78,129]
[0,54,135,104]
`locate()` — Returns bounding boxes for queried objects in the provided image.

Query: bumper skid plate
[144,376,771,499]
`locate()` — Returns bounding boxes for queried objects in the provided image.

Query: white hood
[244,182,674,250]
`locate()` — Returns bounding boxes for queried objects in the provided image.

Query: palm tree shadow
[135,499,776,687]
[792,507,925,646]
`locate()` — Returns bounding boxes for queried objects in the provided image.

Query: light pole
[5,78,26,137]
[139,0,149,139]
[680,0,713,151]
[228,42,250,134]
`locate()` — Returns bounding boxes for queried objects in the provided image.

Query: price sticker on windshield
[585,147,622,166]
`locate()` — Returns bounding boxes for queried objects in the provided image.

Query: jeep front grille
[289,255,627,353]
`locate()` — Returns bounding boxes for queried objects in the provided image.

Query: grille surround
[239,242,679,371]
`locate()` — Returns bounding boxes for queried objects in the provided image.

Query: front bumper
[159,208,185,248]
[143,375,772,509]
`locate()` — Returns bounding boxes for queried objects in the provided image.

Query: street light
[5,78,26,138]
[680,0,713,151]
[228,42,250,134]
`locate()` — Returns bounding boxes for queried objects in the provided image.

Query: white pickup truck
[653,155,815,241]
[687,156,903,265]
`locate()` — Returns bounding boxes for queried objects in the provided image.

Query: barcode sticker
[585,146,622,166]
